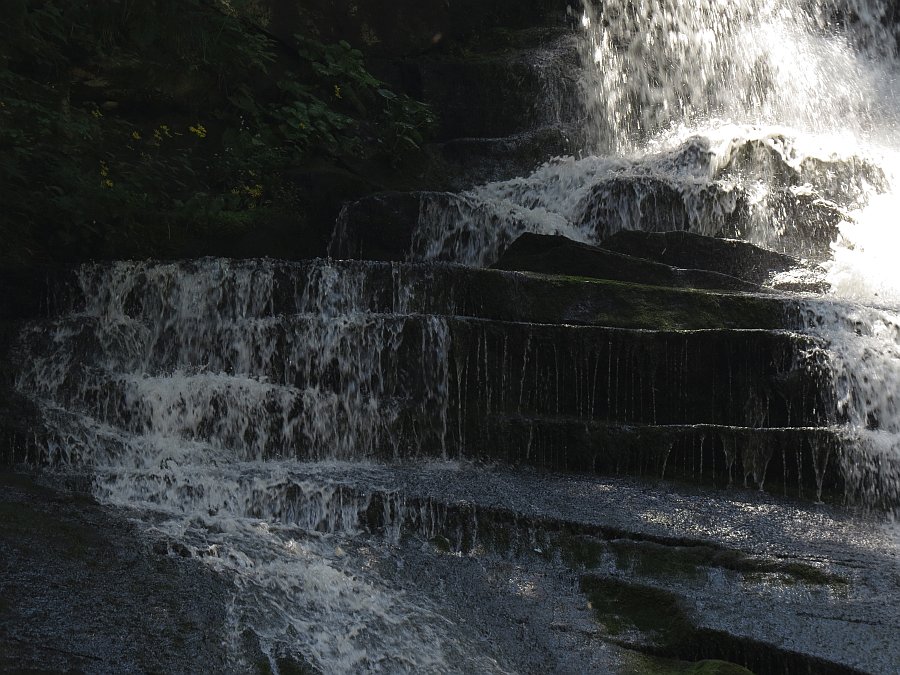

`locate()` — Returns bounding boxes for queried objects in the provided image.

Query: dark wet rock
[0,472,260,674]
[717,137,800,185]
[0,322,45,467]
[732,188,844,261]
[331,190,533,264]
[430,125,576,187]
[459,271,791,329]
[0,265,81,321]
[574,176,703,238]
[599,230,798,285]
[447,321,830,430]
[575,173,844,261]
[715,134,888,206]
[0,389,44,467]
[419,41,579,140]
[573,173,754,243]
[493,233,758,291]
[465,419,848,503]
[329,192,422,261]
[458,268,792,329]
[799,154,890,205]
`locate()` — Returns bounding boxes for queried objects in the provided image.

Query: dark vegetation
[0,0,435,266]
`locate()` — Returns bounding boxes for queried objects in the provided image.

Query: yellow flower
[333,85,342,99]
[131,130,141,141]
[246,184,263,199]
[189,123,207,139]
[91,108,103,119]
[103,179,114,189]
[99,161,109,177]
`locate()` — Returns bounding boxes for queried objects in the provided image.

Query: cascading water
[13,1,900,672]
[407,0,900,504]
[15,260,491,671]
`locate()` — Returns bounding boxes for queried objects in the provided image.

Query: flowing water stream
[14,1,900,672]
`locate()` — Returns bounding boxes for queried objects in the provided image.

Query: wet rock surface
[493,232,758,291]
[0,472,252,674]
[430,125,576,189]
[599,231,799,286]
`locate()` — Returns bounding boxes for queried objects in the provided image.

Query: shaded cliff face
[0,0,587,268]
[2,1,495,266]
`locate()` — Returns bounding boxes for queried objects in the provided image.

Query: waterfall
[12,1,900,672]
[404,0,900,502]
[578,0,900,151]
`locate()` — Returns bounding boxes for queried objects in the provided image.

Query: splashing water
[579,0,900,151]
[410,0,900,265]
[402,0,900,501]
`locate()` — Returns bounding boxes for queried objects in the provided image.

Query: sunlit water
[406,0,900,503]
[14,1,900,672]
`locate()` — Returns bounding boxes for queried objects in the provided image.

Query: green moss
[609,541,704,581]
[622,652,755,675]
[580,538,848,587]
[581,576,693,645]
[430,534,451,553]
[527,275,785,330]
[769,561,846,586]
[690,546,847,587]
[557,534,607,568]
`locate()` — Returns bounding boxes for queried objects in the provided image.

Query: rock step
[19,313,831,429]
[448,320,829,428]
[91,461,893,674]
[16,258,802,329]
[459,418,849,503]
[17,405,873,507]
[493,232,759,291]
[599,230,802,286]
[27,391,873,506]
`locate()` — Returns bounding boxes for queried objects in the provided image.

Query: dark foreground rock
[0,473,255,674]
